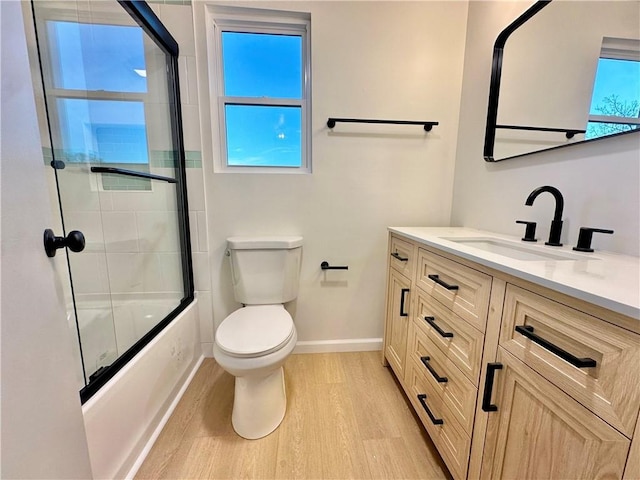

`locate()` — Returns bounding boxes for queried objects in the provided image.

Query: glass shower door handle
[43,229,85,257]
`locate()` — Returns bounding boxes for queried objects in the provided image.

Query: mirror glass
[484,0,640,162]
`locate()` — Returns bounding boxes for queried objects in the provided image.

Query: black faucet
[525,186,564,246]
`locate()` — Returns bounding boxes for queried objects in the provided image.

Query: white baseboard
[293,338,382,354]
[124,354,205,480]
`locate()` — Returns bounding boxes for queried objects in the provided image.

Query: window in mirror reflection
[586,38,640,140]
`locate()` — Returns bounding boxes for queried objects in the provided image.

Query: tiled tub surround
[382,227,640,480]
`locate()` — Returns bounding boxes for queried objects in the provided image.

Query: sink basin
[442,237,583,261]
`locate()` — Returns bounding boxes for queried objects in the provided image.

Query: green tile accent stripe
[101,174,152,191]
[42,147,202,168]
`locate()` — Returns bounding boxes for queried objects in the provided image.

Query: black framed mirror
[484,0,640,162]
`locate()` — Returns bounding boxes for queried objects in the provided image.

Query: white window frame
[588,37,640,133]
[206,6,312,174]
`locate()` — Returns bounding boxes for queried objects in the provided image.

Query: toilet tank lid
[227,236,303,250]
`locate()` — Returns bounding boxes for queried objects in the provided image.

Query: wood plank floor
[135,352,452,479]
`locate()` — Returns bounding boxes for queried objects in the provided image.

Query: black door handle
[44,229,85,257]
[399,288,410,317]
[481,362,503,412]
[515,325,597,368]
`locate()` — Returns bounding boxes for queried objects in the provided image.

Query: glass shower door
[31,0,193,399]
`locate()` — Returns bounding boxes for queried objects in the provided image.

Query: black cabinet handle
[427,274,459,291]
[399,288,410,317]
[482,362,503,412]
[390,252,408,262]
[417,394,444,425]
[420,356,448,383]
[515,325,597,368]
[423,316,454,338]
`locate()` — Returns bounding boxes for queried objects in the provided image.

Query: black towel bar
[91,166,177,183]
[327,117,438,132]
[496,124,586,139]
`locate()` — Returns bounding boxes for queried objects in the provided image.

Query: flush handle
[44,229,85,257]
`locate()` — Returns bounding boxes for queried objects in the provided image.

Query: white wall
[1,1,93,477]
[451,1,640,257]
[193,1,470,348]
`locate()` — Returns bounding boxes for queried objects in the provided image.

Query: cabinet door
[481,348,630,480]
[384,269,412,379]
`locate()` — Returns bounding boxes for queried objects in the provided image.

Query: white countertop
[389,227,640,320]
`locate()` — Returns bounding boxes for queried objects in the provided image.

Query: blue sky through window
[48,21,147,92]
[221,31,304,167]
[586,58,640,139]
[589,58,640,116]
[47,21,149,164]
[222,32,302,98]
[226,105,302,167]
[57,99,148,164]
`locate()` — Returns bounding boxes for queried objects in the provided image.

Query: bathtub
[81,297,201,479]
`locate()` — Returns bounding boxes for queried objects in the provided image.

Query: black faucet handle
[573,227,614,252]
[516,220,537,242]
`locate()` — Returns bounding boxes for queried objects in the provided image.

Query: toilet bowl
[214,305,297,439]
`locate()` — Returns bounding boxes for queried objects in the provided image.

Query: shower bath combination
[29,0,194,401]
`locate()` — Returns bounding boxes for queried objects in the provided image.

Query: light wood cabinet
[480,348,630,480]
[382,231,640,480]
[500,284,640,437]
[405,357,472,480]
[415,248,492,332]
[383,267,412,379]
[414,289,484,384]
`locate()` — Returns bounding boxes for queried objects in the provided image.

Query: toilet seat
[216,305,294,358]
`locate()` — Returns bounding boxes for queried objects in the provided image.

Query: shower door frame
[79,0,195,403]
[30,0,195,403]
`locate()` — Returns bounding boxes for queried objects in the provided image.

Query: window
[47,21,150,165]
[586,38,640,140]
[210,8,311,173]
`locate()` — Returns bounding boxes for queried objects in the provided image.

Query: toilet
[213,235,303,439]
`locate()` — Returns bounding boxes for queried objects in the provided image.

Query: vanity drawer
[415,289,484,385]
[408,320,477,434]
[416,249,492,332]
[389,235,415,279]
[500,284,640,437]
[406,358,471,480]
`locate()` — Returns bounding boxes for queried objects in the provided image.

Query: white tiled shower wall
[149,1,215,356]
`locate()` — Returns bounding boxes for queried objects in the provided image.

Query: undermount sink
[441,237,584,261]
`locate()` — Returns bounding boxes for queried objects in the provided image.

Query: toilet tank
[227,236,303,305]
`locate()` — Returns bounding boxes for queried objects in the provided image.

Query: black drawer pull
[420,356,448,383]
[399,288,410,317]
[515,325,597,368]
[417,394,444,425]
[427,274,459,291]
[482,362,503,412]
[423,316,454,338]
[390,252,408,262]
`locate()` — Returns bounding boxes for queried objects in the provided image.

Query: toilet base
[232,366,286,439]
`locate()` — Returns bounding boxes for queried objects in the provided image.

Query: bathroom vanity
[382,227,640,480]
